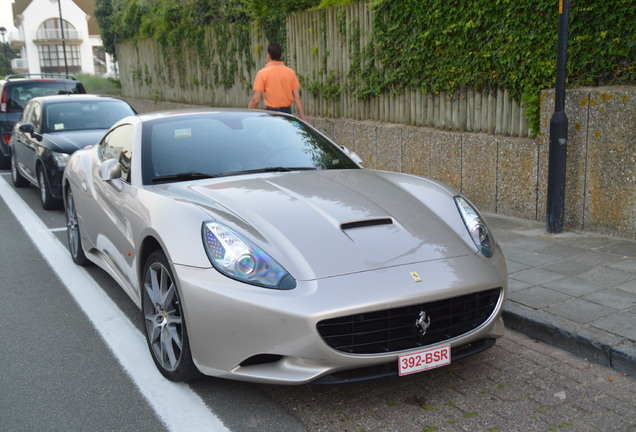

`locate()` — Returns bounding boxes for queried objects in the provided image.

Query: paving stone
[498,243,531,259]
[583,288,636,310]
[536,243,588,258]
[504,260,531,273]
[505,236,555,251]
[540,257,602,276]
[542,276,606,297]
[600,241,636,257]
[509,268,567,286]
[591,311,636,341]
[507,278,533,293]
[580,266,636,286]
[608,257,636,274]
[569,250,626,266]
[509,286,572,309]
[545,299,615,324]
[617,279,636,294]
[507,251,557,267]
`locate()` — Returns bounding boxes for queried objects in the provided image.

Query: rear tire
[0,151,9,169]
[142,251,200,382]
[10,151,28,187]
[65,187,89,266]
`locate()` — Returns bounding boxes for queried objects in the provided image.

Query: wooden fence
[118,2,531,138]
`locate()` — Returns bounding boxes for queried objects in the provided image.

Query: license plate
[398,344,451,376]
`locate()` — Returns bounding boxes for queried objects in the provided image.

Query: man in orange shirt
[248,43,307,122]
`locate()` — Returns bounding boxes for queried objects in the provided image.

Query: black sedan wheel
[142,251,199,382]
[10,151,28,187]
[65,187,89,266]
[38,168,61,210]
[0,151,9,169]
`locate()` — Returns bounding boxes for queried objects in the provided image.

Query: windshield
[142,112,360,184]
[44,100,135,133]
[4,81,84,113]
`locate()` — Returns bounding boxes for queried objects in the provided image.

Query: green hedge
[363,0,635,132]
[97,0,635,133]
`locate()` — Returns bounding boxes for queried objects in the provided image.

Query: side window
[98,123,134,182]
[21,103,33,123]
[30,102,42,131]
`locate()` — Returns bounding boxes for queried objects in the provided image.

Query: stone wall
[124,85,636,240]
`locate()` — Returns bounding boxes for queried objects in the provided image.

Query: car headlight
[454,196,495,258]
[52,151,69,168]
[202,221,296,289]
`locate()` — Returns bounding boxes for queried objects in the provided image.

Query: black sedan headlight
[52,151,70,168]
[454,196,495,258]
[202,222,296,289]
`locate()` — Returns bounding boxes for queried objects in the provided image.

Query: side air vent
[341,218,393,230]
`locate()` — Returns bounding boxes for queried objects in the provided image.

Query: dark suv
[0,74,86,168]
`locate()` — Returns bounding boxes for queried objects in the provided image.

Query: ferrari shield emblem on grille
[415,311,431,335]
[410,272,422,282]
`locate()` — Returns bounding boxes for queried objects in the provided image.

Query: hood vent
[341,218,393,231]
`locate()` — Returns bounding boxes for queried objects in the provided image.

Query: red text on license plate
[398,344,451,376]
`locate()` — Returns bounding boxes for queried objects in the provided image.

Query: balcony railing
[34,29,82,41]
[11,58,28,70]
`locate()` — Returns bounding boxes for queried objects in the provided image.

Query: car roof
[28,94,128,105]
[135,108,288,122]
[1,73,80,84]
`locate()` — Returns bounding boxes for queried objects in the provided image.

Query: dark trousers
[265,106,292,114]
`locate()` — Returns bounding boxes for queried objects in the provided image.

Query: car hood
[159,170,476,280]
[44,130,105,153]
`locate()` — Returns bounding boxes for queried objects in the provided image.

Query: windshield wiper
[219,167,319,177]
[152,172,220,183]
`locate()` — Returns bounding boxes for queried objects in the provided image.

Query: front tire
[38,168,61,210]
[65,187,89,266]
[142,251,200,382]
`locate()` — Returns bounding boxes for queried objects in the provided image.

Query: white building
[8,0,114,76]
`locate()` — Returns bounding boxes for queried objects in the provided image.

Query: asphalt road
[1,169,634,432]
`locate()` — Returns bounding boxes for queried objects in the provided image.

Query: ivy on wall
[97,0,635,134]
[358,0,635,133]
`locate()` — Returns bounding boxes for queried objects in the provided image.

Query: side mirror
[100,158,123,191]
[19,122,35,134]
[340,145,363,165]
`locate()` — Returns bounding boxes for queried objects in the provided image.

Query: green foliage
[97,0,636,134]
[0,43,19,76]
[75,73,121,94]
[316,0,358,7]
[353,0,636,133]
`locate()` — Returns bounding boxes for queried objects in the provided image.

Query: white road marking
[0,176,230,432]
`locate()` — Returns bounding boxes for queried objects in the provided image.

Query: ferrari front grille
[316,288,501,354]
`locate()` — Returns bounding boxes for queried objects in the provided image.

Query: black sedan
[9,94,136,209]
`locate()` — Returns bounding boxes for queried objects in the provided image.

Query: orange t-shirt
[253,61,300,109]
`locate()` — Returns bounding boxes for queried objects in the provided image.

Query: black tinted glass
[142,112,359,184]
[5,81,85,112]
[44,100,134,133]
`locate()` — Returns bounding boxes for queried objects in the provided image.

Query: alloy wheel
[143,261,185,373]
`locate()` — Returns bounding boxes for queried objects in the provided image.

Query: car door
[83,123,140,298]
[13,101,41,183]
[25,101,44,181]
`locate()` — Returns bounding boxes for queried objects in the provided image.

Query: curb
[502,302,636,377]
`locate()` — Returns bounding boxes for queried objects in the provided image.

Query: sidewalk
[486,213,636,377]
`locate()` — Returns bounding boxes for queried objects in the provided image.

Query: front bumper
[175,248,507,385]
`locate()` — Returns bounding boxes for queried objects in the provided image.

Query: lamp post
[546,0,570,233]
[50,0,68,75]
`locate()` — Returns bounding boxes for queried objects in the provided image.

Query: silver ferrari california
[62,109,507,384]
